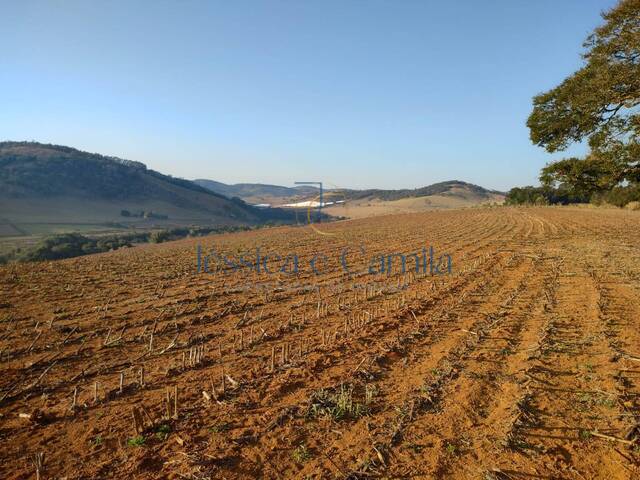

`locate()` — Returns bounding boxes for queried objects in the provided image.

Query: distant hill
[195,178,502,205]
[0,141,505,240]
[0,142,293,236]
[332,181,505,202]
[194,179,318,204]
[321,181,505,219]
[195,177,503,207]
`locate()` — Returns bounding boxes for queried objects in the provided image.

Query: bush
[505,187,549,205]
[595,185,640,208]
[149,230,171,243]
[12,232,138,262]
[506,185,593,206]
[19,233,92,261]
[6,224,268,263]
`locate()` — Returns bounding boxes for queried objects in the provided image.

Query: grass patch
[307,384,375,421]
[127,435,146,447]
[155,424,171,441]
[579,429,592,441]
[445,442,458,455]
[291,444,312,464]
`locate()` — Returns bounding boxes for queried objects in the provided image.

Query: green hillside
[0,142,294,232]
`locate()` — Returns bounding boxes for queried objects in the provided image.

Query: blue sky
[1,0,618,191]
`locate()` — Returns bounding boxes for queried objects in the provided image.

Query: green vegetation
[195,178,319,199]
[505,186,591,206]
[0,142,148,198]
[127,436,146,447]
[579,429,593,441]
[338,180,503,202]
[593,184,640,207]
[291,444,312,464]
[506,183,640,207]
[0,141,298,228]
[155,424,171,441]
[520,0,640,208]
[196,179,502,203]
[445,442,459,456]
[306,384,374,421]
[0,225,257,264]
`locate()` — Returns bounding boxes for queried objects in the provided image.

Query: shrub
[597,184,640,207]
[19,233,92,261]
[306,384,372,421]
[149,230,171,243]
[291,444,311,464]
[127,436,145,447]
[7,224,264,263]
[506,186,590,206]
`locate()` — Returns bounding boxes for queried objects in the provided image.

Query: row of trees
[505,186,589,206]
[0,225,258,263]
[509,0,639,206]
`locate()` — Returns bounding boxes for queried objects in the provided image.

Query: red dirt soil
[1,206,640,479]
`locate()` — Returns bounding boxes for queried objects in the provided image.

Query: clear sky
[1,0,618,191]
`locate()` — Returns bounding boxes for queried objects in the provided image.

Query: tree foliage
[527,0,640,189]
[505,185,590,206]
[0,225,261,264]
[539,156,620,196]
[505,187,549,206]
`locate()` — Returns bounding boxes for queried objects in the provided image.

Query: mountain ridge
[194,178,504,204]
[193,179,318,202]
[0,141,293,229]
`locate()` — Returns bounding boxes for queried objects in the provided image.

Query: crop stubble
[0,207,639,479]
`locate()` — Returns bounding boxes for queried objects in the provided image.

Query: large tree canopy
[539,155,619,194]
[528,0,640,189]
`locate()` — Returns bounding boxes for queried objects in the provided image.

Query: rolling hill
[0,142,293,237]
[193,179,319,205]
[194,177,504,218]
[331,180,504,202]
[321,181,504,218]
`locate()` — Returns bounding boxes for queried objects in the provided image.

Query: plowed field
[2,207,640,479]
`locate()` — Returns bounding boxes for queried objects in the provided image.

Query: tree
[539,155,618,197]
[505,186,549,205]
[527,0,640,186]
